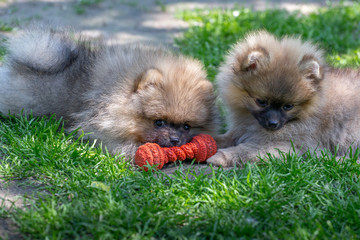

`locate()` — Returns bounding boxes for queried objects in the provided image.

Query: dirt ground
[0,0,333,44]
[0,0,336,238]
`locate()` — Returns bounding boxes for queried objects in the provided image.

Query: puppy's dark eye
[183,123,191,131]
[283,104,294,111]
[155,119,166,127]
[255,98,268,107]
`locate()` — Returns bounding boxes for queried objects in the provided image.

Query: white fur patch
[8,30,72,71]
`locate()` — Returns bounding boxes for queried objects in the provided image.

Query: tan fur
[208,31,360,167]
[0,27,219,161]
[71,50,219,158]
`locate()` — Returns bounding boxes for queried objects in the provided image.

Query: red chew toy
[134,134,217,171]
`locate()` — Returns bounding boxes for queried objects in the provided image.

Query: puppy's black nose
[267,119,279,129]
[170,136,180,146]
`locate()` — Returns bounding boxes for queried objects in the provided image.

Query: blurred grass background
[176,3,360,80]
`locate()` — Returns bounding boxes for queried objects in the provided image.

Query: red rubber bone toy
[135,134,217,171]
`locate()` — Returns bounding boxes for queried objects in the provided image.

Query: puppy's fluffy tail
[5,27,81,74]
[0,26,94,117]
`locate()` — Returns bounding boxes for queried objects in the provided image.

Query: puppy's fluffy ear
[134,68,163,92]
[298,55,322,80]
[233,47,269,73]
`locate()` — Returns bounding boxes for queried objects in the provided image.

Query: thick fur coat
[208,31,360,167]
[0,27,219,160]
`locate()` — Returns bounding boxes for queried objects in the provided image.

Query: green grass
[0,41,7,62]
[73,0,103,15]
[0,22,12,61]
[0,21,12,32]
[2,2,360,239]
[1,115,360,239]
[155,0,167,12]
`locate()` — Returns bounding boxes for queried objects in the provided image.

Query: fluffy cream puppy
[208,31,360,167]
[0,27,219,160]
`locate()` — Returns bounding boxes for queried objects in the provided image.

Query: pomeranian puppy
[0,27,219,160]
[207,31,360,167]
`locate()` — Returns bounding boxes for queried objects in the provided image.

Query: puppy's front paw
[207,150,234,167]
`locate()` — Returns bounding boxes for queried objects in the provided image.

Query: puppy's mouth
[261,120,284,130]
[157,139,187,147]
[255,116,285,131]
[146,135,192,147]
[251,108,288,131]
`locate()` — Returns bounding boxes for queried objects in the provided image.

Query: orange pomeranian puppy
[0,26,219,160]
[208,31,360,167]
